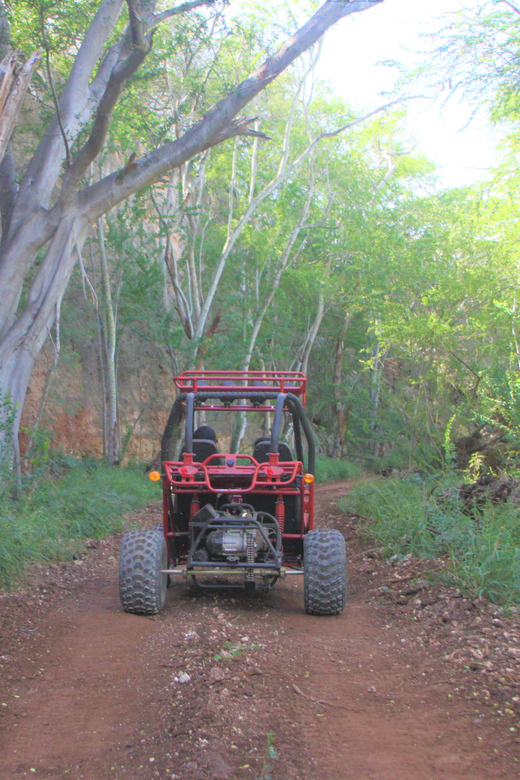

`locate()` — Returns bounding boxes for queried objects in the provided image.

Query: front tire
[304,529,347,615]
[119,529,168,615]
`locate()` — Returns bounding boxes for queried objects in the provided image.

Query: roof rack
[174,370,307,406]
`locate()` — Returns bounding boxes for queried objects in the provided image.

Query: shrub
[314,455,362,483]
[345,475,520,604]
[0,391,16,497]
[0,461,158,587]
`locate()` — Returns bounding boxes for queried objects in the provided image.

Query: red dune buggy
[119,371,346,616]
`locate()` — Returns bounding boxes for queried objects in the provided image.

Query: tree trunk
[0,0,383,454]
[333,311,352,456]
[369,339,381,447]
[299,289,326,375]
[368,316,387,455]
[97,216,120,464]
[230,401,248,454]
[0,50,41,166]
[0,213,88,448]
[24,339,61,460]
[0,341,38,461]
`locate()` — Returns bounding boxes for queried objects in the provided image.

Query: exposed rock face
[20,337,174,462]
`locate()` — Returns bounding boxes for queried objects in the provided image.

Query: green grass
[0,460,158,587]
[345,475,520,605]
[0,451,362,588]
[314,455,362,483]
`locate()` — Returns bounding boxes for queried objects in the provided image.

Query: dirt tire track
[0,483,519,779]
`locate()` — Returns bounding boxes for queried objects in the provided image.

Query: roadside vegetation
[314,455,362,484]
[0,457,157,587]
[346,474,520,606]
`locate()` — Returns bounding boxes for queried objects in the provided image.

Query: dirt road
[0,482,519,780]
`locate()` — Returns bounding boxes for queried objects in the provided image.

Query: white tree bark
[0,0,383,453]
[97,216,120,464]
[0,50,41,166]
[299,289,326,376]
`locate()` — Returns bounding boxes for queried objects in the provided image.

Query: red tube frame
[173,369,307,406]
[162,452,314,551]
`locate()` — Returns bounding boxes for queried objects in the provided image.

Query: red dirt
[1,481,519,779]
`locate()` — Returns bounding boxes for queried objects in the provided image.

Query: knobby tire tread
[304,529,347,616]
[119,529,167,615]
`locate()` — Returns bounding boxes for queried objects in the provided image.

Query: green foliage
[451,501,520,604]
[0,391,16,497]
[0,461,158,587]
[422,2,520,126]
[256,732,278,780]
[6,0,520,618]
[443,413,457,471]
[346,476,520,604]
[314,455,361,483]
[12,0,520,481]
[479,367,520,436]
[7,0,520,615]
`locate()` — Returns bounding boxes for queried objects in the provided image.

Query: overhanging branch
[59,0,153,199]
[149,0,218,29]
[79,0,384,220]
[127,0,148,50]
[500,0,520,15]
[206,117,271,146]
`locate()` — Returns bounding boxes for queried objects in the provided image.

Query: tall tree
[0,0,383,454]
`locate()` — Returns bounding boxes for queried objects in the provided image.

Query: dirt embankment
[0,482,519,780]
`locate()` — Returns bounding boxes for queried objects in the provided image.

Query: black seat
[181,439,218,463]
[249,380,268,405]
[252,441,293,463]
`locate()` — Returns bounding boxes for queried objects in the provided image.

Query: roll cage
[161,370,315,474]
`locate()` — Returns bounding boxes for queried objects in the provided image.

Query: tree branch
[127,0,148,49]
[12,0,126,227]
[445,349,481,382]
[0,50,41,166]
[60,0,152,199]
[41,10,72,169]
[0,1,11,61]
[0,143,16,239]
[149,0,218,29]
[1,0,384,342]
[500,0,520,15]
[278,44,321,178]
[241,164,315,371]
[208,117,271,146]
[79,0,384,220]
[149,188,195,338]
[192,98,400,342]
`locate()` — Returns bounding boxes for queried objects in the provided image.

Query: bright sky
[316,0,501,189]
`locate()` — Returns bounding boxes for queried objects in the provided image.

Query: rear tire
[304,529,347,615]
[119,529,168,615]
[153,523,173,586]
